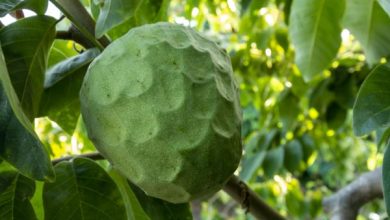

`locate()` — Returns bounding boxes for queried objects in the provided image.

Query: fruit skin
[80,22,242,203]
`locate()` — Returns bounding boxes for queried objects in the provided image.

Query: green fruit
[80,22,242,203]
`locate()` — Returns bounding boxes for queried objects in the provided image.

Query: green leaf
[95,0,141,38]
[377,127,390,148]
[0,0,48,17]
[43,158,126,220]
[278,91,300,130]
[382,142,390,215]
[263,147,284,177]
[0,15,57,119]
[300,134,315,163]
[30,181,44,220]
[0,172,37,220]
[47,40,79,68]
[353,63,390,136]
[343,0,390,64]
[0,44,54,181]
[240,130,277,181]
[284,140,303,172]
[39,48,100,134]
[106,0,170,40]
[378,0,390,16]
[130,183,193,220]
[289,0,345,80]
[109,169,150,220]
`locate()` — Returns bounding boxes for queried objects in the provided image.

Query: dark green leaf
[0,45,54,181]
[39,48,100,134]
[284,140,303,172]
[0,172,37,220]
[343,0,390,64]
[382,142,390,215]
[0,15,56,119]
[378,0,390,16]
[353,63,390,135]
[0,0,47,17]
[325,102,347,130]
[300,134,315,162]
[109,169,150,220]
[262,147,284,177]
[130,183,193,220]
[43,158,126,220]
[95,0,141,38]
[289,0,345,80]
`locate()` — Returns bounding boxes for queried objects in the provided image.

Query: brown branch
[51,152,286,219]
[323,167,383,220]
[223,175,286,220]
[10,10,24,19]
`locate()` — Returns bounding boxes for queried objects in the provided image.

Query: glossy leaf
[378,0,390,16]
[382,142,390,215]
[0,45,54,181]
[0,15,56,119]
[0,172,37,220]
[353,63,390,135]
[130,183,193,220]
[0,0,47,17]
[289,0,345,80]
[95,0,140,38]
[343,0,390,64]
[39,48,100,134]
[109,169,150,220]
[43,158,126,220]
[284,140,303,172]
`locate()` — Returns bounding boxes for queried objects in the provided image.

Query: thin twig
[51,152,286,219]
[52,152,103,165]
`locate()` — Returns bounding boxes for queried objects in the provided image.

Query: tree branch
[52,152,286,219]
[56,25,97,49]
[323,167,383,220]
[223,175,286,220]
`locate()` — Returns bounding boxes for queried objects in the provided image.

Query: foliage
[0,0,389,219]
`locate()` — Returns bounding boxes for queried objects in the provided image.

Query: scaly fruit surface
[80,22,242,203]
